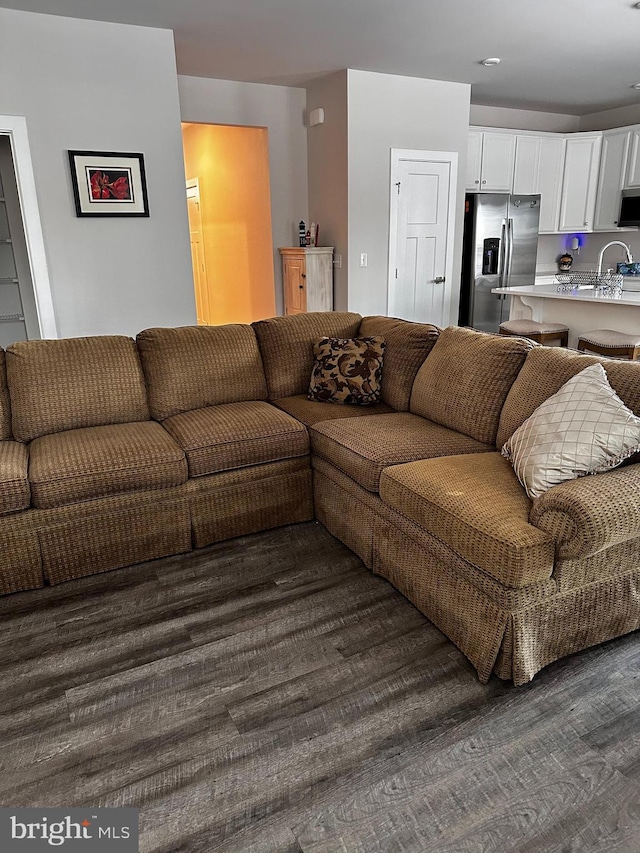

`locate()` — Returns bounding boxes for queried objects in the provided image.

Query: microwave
[618,189,640,227]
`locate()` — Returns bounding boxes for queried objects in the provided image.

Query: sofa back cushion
[497,345,640,448]
[137,325,268,421]
[7,336,150,442]
[0,348,10,441]
[358,316,439,411]
[252,312,362,399]
[410,326,533,445]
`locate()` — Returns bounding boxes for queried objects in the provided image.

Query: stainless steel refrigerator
[458,193,541,333]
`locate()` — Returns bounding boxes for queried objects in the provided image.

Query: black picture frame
[68,150,149,217]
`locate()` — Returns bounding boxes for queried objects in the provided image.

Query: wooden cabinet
[466,131,516,192]
[594,129,631,231]
[279,247,333,315]
[557,133,602,232]
[625,127,640,188]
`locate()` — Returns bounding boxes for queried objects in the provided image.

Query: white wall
[470,104,580,133]
[306,73,349,311]
[178,76,308,317]
[347,70,471,322]
[580,104,640,132]
[0,8,195,339]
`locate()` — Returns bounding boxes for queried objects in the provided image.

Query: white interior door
[388,149,458,326]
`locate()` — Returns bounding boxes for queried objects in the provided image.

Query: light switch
[360,253,368,268]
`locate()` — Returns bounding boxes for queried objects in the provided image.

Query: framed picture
[68,150,149,217]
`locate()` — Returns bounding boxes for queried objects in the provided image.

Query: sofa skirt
[32,485,192,585]
[188,457,314,548]
[313,456,640,685]
[0,514,43,594]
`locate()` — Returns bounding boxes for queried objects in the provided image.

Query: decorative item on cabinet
[279,246,334,315]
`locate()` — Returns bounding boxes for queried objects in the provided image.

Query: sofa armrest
[529,463,640,559]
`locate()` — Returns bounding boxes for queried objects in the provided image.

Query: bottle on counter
[299,221,306,248]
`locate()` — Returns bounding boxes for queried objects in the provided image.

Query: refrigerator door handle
[498,219,507,290]
[506,217,514,288]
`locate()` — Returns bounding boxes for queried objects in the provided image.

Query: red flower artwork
[89,170,131,201]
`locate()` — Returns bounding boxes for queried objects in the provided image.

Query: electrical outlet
[333,254,342,268]
[360,253,368,268]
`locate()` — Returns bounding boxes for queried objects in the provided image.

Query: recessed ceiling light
[481,58,501,67]
[632,82,640,90]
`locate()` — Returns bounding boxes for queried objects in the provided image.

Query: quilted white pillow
[502,363,640,499]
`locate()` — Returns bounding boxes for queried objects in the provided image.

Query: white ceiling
[2,0,640,115]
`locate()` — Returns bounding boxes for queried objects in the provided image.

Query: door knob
[434,276,445,283]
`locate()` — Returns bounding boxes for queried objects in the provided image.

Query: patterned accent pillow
[502,363,640,499]
[308,336,386,405]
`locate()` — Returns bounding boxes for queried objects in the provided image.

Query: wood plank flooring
[1,521,639,852]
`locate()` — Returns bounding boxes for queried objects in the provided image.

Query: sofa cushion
[380,453,555,588]
[308,336,386,405]
[410,326,533,446]
[136,325,268,421]
[0,440,30,515]
[162,401,309,477]
[503,363,640,499]
[7,336,149,443]
[358,316,440,411]
[29,422,187,509]
[0,348,11,441]
[252,312,362,399]
[310,412,493,493]
[497,345,640,449]
[273,394,395,427]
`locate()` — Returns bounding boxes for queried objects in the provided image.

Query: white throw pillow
[502,363,640,499]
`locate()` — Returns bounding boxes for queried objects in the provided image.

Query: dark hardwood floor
[1,521,639,852]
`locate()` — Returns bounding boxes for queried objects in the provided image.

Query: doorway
[182,123,276,326]
[388,148,458,327]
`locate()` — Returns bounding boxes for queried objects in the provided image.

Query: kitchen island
[492,280,640,348]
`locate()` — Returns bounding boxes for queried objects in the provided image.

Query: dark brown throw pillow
[308,336,386,405]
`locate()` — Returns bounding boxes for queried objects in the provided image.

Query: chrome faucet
[597,241,633,276]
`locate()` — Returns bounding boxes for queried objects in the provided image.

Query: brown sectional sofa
[1,312,639,686]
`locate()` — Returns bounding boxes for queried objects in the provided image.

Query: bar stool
[499,319,569,347]
[577,330,640,360]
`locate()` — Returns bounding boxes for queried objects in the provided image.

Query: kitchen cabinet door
[466,131,482,190]
[557,133,602,232]
[594,129,630,230]
[537,137,565,233]
[479,132,516,192]
[625,127,640,188]
[513,135,540,195]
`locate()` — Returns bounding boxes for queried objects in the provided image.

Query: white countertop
[491,282,640,307]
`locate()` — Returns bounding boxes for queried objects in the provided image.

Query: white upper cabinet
[625,128,640,188]
[466,131,483,189]
[537,137,566,233]
[513,135,540,195]
[466,131,516,192]
[479,133,516,191]
[557,133,602,232]
[594,129,631,231]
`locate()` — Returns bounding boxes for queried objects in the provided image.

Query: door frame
[0,115,57,338]
[387,148,458,323]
